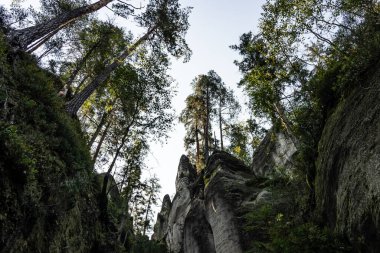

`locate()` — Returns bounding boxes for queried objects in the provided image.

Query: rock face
[251,130,297,177]
[154,66,380,252]
[152,194,172,241]
[315,64,380,251]
[183,199,215,253]
[166,155,196,253]
[0,40,121,253]
[153,151,294,253]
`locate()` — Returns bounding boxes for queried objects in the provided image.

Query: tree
[213,74,240,151]
[180,70,239,169]
[226,119,266,165]
[95,54,174,220]
[180,94,204,168]
[259,0,379,67]
[232,33,307,141]
[180,74,215,168]
[127,175,161,236]
[65,0,191,116]
[6,0,119,50]
[117,142,145,243]
[141,175,161,236]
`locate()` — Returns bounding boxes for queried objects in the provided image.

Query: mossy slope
[0,33,117,253]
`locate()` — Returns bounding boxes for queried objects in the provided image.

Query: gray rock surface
[153,65,380,253]
[203,152,253,253]
[315,64,380,251]
[153,152,293,253]
[183,199,215,253]
[251,130,297,177]
[165,155,196,253]
[152,194,172,241]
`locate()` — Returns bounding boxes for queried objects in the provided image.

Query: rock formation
[152,194,172,241]
[154,74,380,252]
[251,130,297,177]
[315,63,380,251]
[152,139,296,253]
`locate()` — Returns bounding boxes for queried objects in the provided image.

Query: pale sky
[2,0,267,225]
[147,0,266,202]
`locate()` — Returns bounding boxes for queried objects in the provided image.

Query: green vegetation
[0,0,379,251]
[244,203,350,253]
[0,32,103,251]
[0,0,193,250]
[180,70,241,171]
[234,1,380,252]
[0,26,169,252]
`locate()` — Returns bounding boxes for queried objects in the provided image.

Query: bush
[244,204,351,253]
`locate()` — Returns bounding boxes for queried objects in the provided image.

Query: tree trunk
[92,119,112,162]
[117,171,130,241]
[73,75,89,95]
[88,110,109,147]
[8,0,114,50]
[219,100,223,150]
[214,131,217,150]
[195,121,200,166]
[65,25,158,116]
[99,133,128,219]
[99,104,139,215]
[37,45,55,61]
[67,39,103,87]
[143,194,152,236]
[273,101,300,150]
[28,27,60,54]
[204,84,210,161]
[105,134,127,178]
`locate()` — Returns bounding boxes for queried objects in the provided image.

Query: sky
[2,0,267,223]
[146,0,266,202]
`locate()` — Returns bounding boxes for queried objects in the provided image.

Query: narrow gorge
[1,0,380,252]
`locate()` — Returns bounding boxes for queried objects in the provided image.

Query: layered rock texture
[251,130,297,177]
[315,63,380,251]
[152,138,297,253]
[0,37,122,252]
[153,65,380,252]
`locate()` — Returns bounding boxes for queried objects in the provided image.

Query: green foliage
[137,0,192,61]
[130,234,167,253]
[226,119,266,165]
[234,0,380,224]
[268,222,350,253]
[244,204,350,253]
[0,33,120,252]
[180,70,240,170]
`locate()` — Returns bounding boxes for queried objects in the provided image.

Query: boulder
[154,151,294,253]
[203,152,252,253]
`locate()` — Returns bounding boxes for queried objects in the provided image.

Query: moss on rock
[0,32,121,252]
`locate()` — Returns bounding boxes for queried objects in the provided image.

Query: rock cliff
[0,36,121,252]
[153,64,380,252]
[315,63,380,252]
[152,135,297,253]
